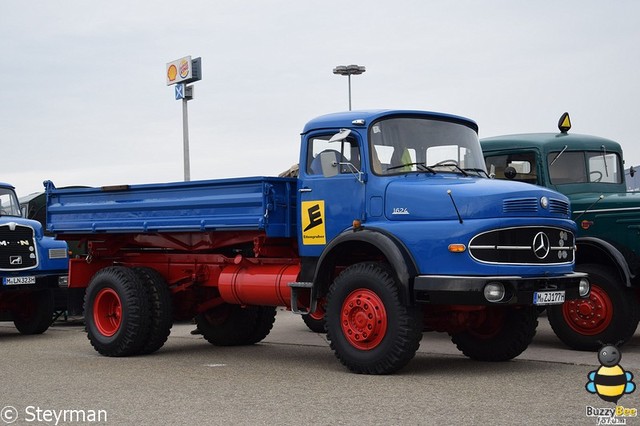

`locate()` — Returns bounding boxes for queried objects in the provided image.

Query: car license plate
[2,276,36,285]
[533,290,565,305]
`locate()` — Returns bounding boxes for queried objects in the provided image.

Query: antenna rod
[447,190,463,224]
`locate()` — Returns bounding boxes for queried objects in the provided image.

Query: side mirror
[329,129,351,143]
[319,151,340,178]
[504,166,517,180]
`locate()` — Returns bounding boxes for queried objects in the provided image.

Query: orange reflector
[353,219,362,229]
[448,244,466,253]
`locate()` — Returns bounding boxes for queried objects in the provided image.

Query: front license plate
[3,276,36,285]
[533,290,565,305]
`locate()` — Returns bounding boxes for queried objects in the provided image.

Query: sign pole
[182,96,190,181]
[166,56,202,182]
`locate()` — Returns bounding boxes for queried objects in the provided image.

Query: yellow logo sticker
[301,200,326,245]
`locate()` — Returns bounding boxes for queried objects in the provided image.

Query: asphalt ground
[0,310,638,426]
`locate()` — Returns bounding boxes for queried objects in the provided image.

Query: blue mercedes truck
[45,109,589,374]
[1,182,69,334]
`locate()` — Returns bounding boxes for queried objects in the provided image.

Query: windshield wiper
[549,145,568,166]
[462,168,490,178]
[428,162,469,176]
[601,145,609,177]
[387,162,436,174]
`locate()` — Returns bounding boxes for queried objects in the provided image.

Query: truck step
[288,282,316,315]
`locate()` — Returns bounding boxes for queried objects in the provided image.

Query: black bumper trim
[413,272,588,305]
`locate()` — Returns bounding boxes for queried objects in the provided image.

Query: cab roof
[302,109,478,134]
[481,132,622,154]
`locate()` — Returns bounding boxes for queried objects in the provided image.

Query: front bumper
[0,273,68,291]
[413,272,588,305]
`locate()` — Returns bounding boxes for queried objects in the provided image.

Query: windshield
[548,151,622,184]
[0,187,22,217]
[368,117,485,176]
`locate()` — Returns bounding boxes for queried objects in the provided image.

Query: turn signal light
[448,244,466,253]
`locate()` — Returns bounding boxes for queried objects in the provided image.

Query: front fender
[313,227,418,304]
[577,237,633,287]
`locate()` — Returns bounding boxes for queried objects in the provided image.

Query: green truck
[480,113,640,350]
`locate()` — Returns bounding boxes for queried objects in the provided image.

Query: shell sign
[166,56,192,85]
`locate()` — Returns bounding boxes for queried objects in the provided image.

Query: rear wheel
[84,266,151,356]
[196,304,275,346]
[133,267,173,354]
[246,306,277,344]
[547,264,640,350]
[326,262,422,374]
[13,289,55,335]
[302,299,326,333]
[450,307,538,361]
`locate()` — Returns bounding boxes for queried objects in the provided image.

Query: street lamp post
[333,64,366,111]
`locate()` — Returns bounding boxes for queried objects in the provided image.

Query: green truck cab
[480,113,640,350]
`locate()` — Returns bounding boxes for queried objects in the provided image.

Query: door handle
[299,187,312,193]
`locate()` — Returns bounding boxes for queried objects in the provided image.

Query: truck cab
[0,182,69,334]
[481,113,640,350]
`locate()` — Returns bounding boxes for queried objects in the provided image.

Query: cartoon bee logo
[586,344,636,403]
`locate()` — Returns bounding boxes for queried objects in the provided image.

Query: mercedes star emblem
[532,232,550,259]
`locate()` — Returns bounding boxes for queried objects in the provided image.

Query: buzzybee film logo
[585,344,637,424]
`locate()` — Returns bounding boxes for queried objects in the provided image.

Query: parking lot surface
[0,310,638,425]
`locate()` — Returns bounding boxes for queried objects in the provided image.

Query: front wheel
[450,306,538,361]
[547,264,640,351]
[326,262,422,374]
[13,289,55,335]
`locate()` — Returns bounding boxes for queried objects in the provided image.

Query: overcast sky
[2,1,639,196]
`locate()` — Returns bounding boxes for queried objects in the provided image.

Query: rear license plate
[533,290,565,305]
[3,276,36,285]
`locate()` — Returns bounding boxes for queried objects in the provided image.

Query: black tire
[302,313,326,333]
[196,304,259,346]
[450,306,538,361]
[245,306,277,344]
[302,299,327,333]
[133,267,173,354]
[325,262,422,374]
[547,264,640,351]
[13,289,55,335]
[84,266,151,357]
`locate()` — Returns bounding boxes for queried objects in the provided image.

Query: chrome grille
[469,226,575,265]
[0,224,38,270]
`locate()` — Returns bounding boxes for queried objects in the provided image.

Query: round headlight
[484,282,505,303]
[540,196,549,209]
[579,278,590,297]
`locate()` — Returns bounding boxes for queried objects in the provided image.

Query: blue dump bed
[45,177,297,237]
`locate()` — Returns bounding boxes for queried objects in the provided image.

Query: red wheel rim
[94,288,122,337]
[309,299,326,321]
[340,289,387,350]
[562,284,613,336]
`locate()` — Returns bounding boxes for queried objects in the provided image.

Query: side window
[485,152,538,183]
[306,136,360,176]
